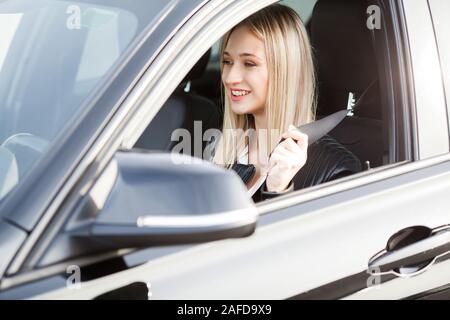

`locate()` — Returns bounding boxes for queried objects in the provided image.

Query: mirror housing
[68,150,258,248]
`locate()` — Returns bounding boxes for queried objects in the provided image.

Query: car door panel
[345,256,450,299]
[30,154,450,299]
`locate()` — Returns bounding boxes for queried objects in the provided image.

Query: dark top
[231,134,362,202]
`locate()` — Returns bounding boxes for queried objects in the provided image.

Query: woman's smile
[230,88,252,102]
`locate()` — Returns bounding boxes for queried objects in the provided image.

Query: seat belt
[232,80,377,188]
[292,79,376,146]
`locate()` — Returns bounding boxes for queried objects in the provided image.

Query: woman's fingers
[271,145,306,169]
[273,144,295,162]
[269,152,283,165]
[266,126,309,193]
[282,131,306,142]
[268,152,284,171]
[276,137,307,161]
[282,126,308,151]
[282,137,302,153]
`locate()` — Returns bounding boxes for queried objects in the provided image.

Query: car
[0,0,449,300]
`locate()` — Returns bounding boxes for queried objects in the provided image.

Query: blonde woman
[212,4,316,201]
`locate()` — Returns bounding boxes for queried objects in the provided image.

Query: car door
[17,0,449,300]
[377,0,450,301]
[142,0,450,300]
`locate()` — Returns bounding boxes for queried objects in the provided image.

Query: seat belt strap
[295,79,376,146]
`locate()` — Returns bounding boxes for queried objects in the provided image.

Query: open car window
[133,0,408,204]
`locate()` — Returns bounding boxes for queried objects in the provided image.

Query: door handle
[369,225,450,277]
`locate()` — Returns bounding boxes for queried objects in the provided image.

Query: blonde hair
[212,3,317,167]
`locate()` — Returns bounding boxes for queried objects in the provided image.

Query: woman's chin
[231,103,258,115]
[231,108,248,115]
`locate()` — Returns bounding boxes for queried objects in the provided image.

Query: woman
[212,4,317,201]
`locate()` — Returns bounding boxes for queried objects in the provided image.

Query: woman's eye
[245,62,256,67]
[222,60,232,65]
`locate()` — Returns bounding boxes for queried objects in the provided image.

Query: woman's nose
[224,64,243,85]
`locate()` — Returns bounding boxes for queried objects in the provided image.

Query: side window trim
[1,0,279,288]
[428,0,450,133]
[402,0,449,158]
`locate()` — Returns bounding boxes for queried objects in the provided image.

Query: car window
[0,0,169,203]
[133,0,409,204]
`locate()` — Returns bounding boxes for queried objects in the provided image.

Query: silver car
[0,0,449,300]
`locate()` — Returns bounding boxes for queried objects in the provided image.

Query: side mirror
[68,150,258,249]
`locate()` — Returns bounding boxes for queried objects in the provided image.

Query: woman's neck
[249,111,269,168]
[252,111,266,132]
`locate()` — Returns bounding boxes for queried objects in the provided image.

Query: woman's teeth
[231,90,250,96]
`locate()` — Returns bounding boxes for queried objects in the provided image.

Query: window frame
[428,0,450,131]
[401,0,449,159]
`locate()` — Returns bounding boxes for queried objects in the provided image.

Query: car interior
[134,0,392,199]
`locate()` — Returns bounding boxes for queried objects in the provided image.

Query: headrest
[310,0,380,118]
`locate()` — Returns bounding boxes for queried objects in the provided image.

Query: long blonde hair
[212,3,316,167]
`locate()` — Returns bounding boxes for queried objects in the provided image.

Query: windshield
[0,0,169,201]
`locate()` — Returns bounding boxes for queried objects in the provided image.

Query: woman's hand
[266,125,308,193]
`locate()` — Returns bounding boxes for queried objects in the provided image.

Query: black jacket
[232,134,362,202]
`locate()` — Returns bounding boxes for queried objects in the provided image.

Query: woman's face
[221,25,268,117]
